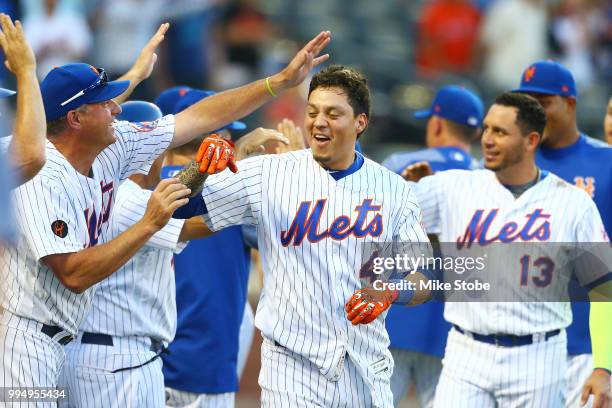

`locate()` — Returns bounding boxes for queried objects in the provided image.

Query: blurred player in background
[382,85,484,407]
[0,13,46,184]
[383,85,482,175]
[513,60,612,408]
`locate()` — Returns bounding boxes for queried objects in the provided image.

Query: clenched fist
[345,287,397,325]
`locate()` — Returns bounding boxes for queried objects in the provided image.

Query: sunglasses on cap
[60,67,108,107]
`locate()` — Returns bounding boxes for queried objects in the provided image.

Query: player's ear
[433,116,443,137]
[355,113,368,135]
[65,109,84,130]
[526,131,541,151]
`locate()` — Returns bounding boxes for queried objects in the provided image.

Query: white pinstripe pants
[389,348,441,408]
[58,336,165,408]
[434,328,567,408]
[164,387,234,408]
[259,337,393,408]
[0,314,67,408]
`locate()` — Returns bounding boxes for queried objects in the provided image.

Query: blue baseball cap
[414,85,484,128]
[154,86,191,115]
[513,60,577,98]
[117,101,163,122]
[0,88,15,97]
[173,89,247,131]
[41,63,130,122]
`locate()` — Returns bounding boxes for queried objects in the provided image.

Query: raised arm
[113,23,169,105]
[0,14,46,184]
[171,31,331,148]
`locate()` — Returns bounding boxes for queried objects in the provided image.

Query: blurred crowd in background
[0,0,610,160]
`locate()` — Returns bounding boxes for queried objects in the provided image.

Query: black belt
[453,325,560,347]
[41,324,74,346]
[80,332,165,373]
[81,332,164,353]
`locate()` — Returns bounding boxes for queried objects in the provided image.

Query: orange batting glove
[345,287,397,325]
[195,134,238,174]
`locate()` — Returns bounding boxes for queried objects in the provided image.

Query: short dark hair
[444,119,481,143]
[493,92,546,136]
[47,117,68,136]
[308,65,371,120]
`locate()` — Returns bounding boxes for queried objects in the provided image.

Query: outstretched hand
[275,31,331,89]
[277,119,306,153]
[127,23,169,82]
[235,127,289,159]
[0,13,36,75]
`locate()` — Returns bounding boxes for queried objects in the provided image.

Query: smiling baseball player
[176,65,434,408]
[398,92,611,407]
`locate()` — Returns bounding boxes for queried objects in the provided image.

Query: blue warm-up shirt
[382,146,477,357]
[536,133,612,355]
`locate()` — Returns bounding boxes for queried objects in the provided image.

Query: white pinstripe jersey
[202,149,429,384]
[0,116,175,334]
[79,179,185,342]
[413,169,608,335]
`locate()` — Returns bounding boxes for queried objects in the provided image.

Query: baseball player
[58,99,216,408]
[381,85,484,407]
[59,95,284,407]
[175,65,434,408]
[0,13,46,184]
[394,92,611,407]
[513,60,612,407]
[0,27,331,402]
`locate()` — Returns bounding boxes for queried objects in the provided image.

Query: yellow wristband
[265,77,277,97]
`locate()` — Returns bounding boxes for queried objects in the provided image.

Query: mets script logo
[129,121,159,132]
[574,176,595,198]
[51,220,68,238]
[84,181,114,247]
[524,66,536,82]
[457,209,551,249]
[280,198,383,246]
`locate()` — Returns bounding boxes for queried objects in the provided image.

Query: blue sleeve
[172,194,208,219]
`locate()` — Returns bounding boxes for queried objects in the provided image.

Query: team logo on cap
[524,66,536,82]
[574,176,595,198]
[51,220,68,238]
[561,85,569,93]
[130,121,159,132]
